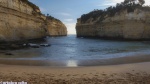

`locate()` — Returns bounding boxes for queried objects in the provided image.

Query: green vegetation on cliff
[21,0,62,23]
[21,0,39,10]
[80,0,150,23]
[46,14,61,22]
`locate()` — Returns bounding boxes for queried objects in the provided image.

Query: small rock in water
[23,44,27,46]
[10,44,21,49]
[40,44,51,47]
[28,43,40,48]
[5,53,13,55]
[31,45,40,48]
[0,46,7,50]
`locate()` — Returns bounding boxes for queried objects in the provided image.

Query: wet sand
[0,62,150,84]
[0,54,150,67]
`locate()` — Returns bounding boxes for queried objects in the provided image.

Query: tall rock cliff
[76,1,150,40]
[0,0,48,41]
[0,0,67,42]
[46,16,67,36]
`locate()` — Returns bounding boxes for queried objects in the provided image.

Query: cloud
[98,0,150,7]
[64,19,74,22]
[97,2,116,6]
[97,0,124,7]
[60,13,71,16]
[145,0,150,5]
[109,0,124,4]
[110,0,124,3]
[64,22,76,34]
[103,3,116,6]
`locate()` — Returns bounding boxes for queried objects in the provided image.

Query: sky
[29,0,150,34]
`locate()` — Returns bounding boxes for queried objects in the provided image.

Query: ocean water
[1,35,150,66]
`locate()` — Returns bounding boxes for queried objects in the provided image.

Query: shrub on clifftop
[80,0,149,23]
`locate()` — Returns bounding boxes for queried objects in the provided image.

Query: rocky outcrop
[76,8,150,40]
[46,17,67,36]
[0,0,47,42]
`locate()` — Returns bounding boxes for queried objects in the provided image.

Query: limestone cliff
[76,1,150,40]
[0,0,68,41]
[46,16,67,36]
[0,0,48,42]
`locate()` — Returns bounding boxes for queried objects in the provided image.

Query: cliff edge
[46,16,67,36]
[76,0,150,40]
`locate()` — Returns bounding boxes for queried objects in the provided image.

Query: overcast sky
[29,0,150,34]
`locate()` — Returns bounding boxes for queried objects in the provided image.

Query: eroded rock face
[0,0,47,41]
[76,9,150,40]
[47,19,67,36]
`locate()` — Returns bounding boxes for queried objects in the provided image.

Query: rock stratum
[0,0,67,42]
[76,0,150,40]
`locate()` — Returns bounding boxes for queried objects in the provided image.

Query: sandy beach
[0,62,150,84]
